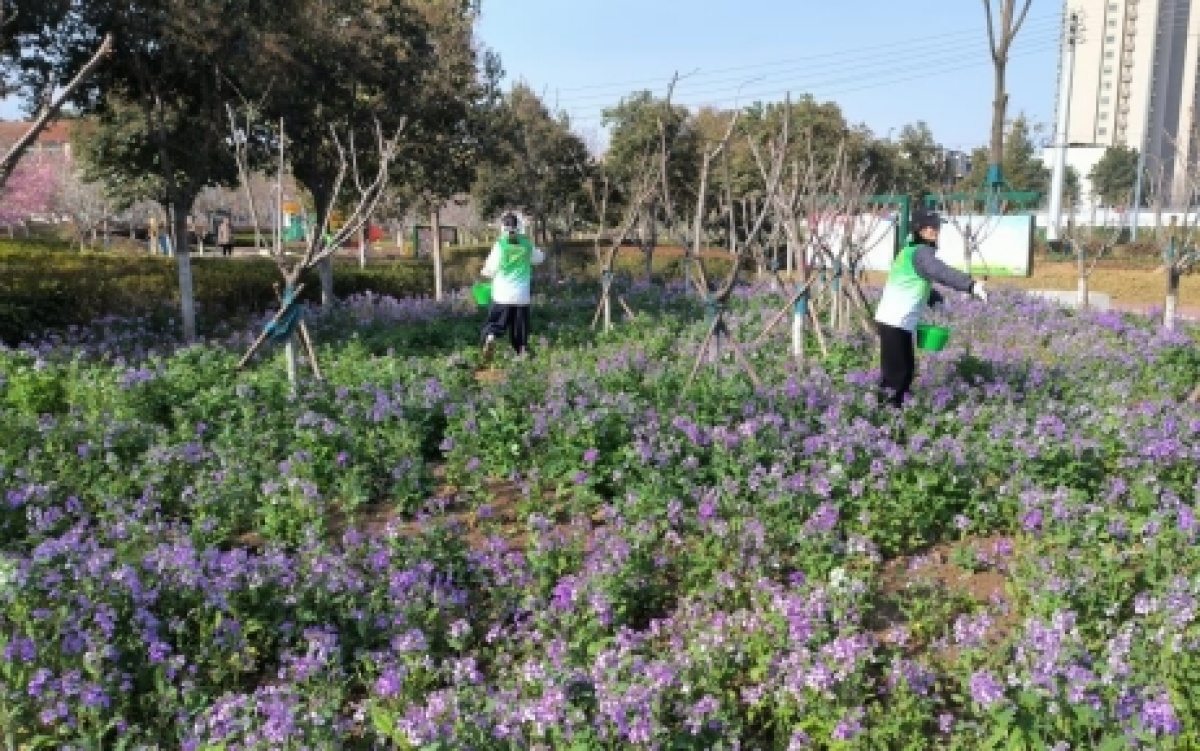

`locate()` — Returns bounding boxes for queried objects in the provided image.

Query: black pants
[877,322,915,408]
[221,244,233,257]
[482,304,531,354]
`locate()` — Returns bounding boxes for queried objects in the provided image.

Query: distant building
[0,121,76,171]
[1053,0,1200,205]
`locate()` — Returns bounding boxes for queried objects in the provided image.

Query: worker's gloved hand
[927,288,945,309]
[971,281,989,303]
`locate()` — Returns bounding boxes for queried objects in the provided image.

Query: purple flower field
[1,285,1198,749]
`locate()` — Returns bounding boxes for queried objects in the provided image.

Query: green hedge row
[0,240,734,344]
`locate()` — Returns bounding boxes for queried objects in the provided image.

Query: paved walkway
[1111,302,1200,323]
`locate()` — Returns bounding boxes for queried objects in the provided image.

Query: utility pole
[1047,10,1079,243]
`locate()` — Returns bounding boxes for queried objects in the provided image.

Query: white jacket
[481,235,545,305]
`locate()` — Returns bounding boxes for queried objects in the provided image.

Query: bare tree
[683,108,788,391]
[0,34,113,189]
[759,137,881,354]
[1160,127,1200,331]
[55,168,114,249]
[1061,201,1127,309]
[752,121,831,362]
[582,163,656,331]
[982,0,1033,206]
[230,110,404,386]
[1159,217,1200,332]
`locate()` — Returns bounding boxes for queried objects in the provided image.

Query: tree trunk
[319,257,334,307]
[792,293,807,363]
[641,207,656,284]
[989,63,1007,174]
[1074,223,1088,309]
[358,224,369,269]
[1164,225,1179,330]
[1165,267,1179,331]
[285,333,299,391]
[172,201,197,343]
[309,188,336,306]
[551,230,562,284]
[431,208,444,301]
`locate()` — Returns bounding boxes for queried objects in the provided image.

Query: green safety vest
[874,243,931,332]
[498,233,535,283]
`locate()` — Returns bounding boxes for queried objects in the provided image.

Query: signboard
[806,214,896,272]
[936,215,1034,278]
[809,213,1034,278]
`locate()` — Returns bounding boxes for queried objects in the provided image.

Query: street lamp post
[1047,11,1079,243]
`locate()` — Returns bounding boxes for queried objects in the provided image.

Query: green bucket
[471,282,493,308]
[916,323,950,352]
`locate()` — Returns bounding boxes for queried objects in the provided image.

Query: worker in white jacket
[480,212,545,360]
[875,209,989,408]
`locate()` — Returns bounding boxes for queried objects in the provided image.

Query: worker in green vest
[480,212,545,361]
[874,209,988,408]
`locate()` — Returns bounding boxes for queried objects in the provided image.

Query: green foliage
[0,239,734,343]
[602,90,700,207]
[0,242,436,343]
[1089,145,1140,206]
[471,83,591,234]
[958,114,1054,198]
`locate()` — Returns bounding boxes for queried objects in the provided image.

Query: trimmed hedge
[0,239,736,343]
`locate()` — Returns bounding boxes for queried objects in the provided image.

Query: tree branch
[982,0,1000,61]
[0,33,113,188]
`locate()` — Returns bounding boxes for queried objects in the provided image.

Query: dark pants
[482,303,531,354]
[221,244,233,257]
[877,322,915,408]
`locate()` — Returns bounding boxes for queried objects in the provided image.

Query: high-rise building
[1053,0,1200,205]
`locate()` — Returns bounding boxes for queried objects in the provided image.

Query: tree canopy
[471,83,590,237]
[1088,145,1139,206]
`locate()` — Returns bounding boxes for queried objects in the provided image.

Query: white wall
[816,214,1035,277]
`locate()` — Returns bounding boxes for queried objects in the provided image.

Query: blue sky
[477,0,1063,153]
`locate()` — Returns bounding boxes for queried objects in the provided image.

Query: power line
[562,39,1061,127]
[552,11,1065,96]
[552,26,1062,109]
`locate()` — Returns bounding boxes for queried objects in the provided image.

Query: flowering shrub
[0,284,1198,748]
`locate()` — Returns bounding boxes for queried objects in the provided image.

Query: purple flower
[832,708,864,740]
[969,670,1006,708]
[1140,691,1182,736]
[583,448,599,464]
[938,713,955,734]
[4,637,35,663]
[1021,509,1043,533]
[375,668,403,699]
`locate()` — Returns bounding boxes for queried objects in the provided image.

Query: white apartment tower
[1056,0,1200,204]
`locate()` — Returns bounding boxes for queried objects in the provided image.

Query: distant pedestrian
[217,217,233,257]
[480,212,545,361]
[148,215,160,255]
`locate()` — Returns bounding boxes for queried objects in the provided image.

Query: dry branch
[0,33,113,188]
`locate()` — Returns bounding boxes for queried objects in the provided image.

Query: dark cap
[501,212,520,231]
[911,209,942,233]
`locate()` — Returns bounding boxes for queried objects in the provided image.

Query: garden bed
[1,272,1199,748]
